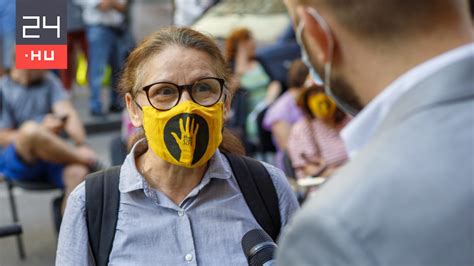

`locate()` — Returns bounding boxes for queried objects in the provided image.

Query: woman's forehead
[141,46,218,85]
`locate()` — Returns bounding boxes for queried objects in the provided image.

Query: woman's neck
[136,149,208,205]
[288,87,302,99]
[235,58,256,75]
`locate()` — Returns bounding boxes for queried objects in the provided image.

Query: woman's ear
[223,94,232,121]
[125,93,143,127]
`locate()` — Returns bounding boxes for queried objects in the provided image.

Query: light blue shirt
[340,43,474,158]
[0,73,68,129]
[56,139,299,265]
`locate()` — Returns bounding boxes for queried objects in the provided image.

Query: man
[278,0,473,265]
[0,0,15,76]
[0,63,99,213]
[75,0,134,116]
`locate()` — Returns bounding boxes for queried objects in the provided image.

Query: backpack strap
[85,166,121,266]
[223,153,281,241]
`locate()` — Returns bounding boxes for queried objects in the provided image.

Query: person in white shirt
[173,0,216,26]
[277,0,474,265]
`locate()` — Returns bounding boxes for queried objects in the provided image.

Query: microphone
[241,229,277,266]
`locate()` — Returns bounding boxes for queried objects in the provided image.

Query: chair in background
[255,106,277,163]
[281,152,327,204]
[1,175,62,259]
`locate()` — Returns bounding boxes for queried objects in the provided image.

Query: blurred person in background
[278,0,474,265]
[109,109,142,165]
[172,0,217,26]
[58,0,88,91]
[0,61,100,213]
[57,27,298,265]
[255,24,302,89]
[262,59,307,170]
[0,0,15,76]
[75,0,134,116]
[225,27,281,153]
[287,84,349,179]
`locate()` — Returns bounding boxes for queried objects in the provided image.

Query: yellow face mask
[142,101,224,168]
[308,92,337,122]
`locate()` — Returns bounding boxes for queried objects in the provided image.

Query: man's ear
[298,6,333,64]
[125,93,143,127]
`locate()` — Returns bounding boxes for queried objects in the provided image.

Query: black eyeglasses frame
[137,77,225,111]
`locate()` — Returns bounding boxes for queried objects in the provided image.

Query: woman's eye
[156,87,176,96]
[195,83,211,92]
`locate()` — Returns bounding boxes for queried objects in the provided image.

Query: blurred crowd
[0,0,346,227]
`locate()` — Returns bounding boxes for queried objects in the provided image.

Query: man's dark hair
[470,0,474,19]
[307,0,464,42]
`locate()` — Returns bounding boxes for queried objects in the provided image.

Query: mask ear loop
[305,8,334,100]
[306,8,359,116]
[133,99,143,111]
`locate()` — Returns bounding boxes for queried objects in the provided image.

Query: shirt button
[185,253,193,262]
[178,209,185,217]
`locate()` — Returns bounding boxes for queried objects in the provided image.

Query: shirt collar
[341,43,474,159]
[119,138,232,193]
[119,139,145,193]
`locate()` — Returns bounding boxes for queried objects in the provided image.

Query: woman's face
[126,46,225,127]
[245,37,256,58]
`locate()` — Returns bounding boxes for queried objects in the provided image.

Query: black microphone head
[241,229,276,266]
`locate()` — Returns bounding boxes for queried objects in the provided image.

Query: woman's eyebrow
[191,74,218,81]
[146,74,217,85]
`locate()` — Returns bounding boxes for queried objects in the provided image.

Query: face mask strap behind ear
[307,7,359,116]
[133,99,143,111]
[305,8,334,98]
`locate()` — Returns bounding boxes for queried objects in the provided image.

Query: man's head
[10,67,47,87]
[9,52,47,87]
[285,0,473,113]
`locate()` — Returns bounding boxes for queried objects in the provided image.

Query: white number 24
[22,16,61,39]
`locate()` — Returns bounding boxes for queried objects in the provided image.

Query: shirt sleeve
[0,88,15,129]
[276,206,375,266]
[287,120,312,169]
[262,95,290,131]
[262,103,279,131]
[56,182,94,266]
[47,72,69,105]
[261,162,299,227]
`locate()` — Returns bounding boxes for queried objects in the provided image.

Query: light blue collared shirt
[56,139,299,265]
[341,43,474,158]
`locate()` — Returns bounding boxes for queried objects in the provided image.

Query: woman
[263,60,308,170]
[225,27,281,146]
[287,84,351,180]
[56,27,298,265]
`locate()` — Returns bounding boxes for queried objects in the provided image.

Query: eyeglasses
[139,77,225,111]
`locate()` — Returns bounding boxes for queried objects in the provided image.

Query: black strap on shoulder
[223,153,281,241]
[85,166,121,266]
